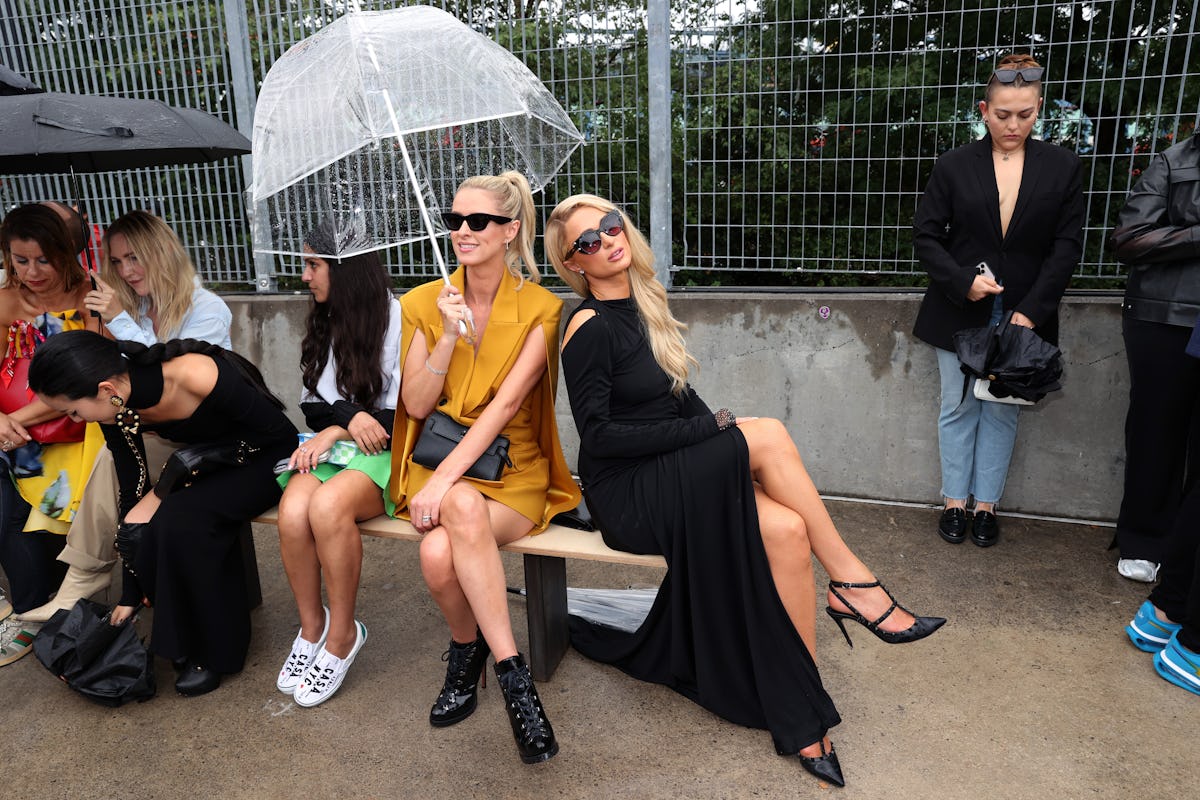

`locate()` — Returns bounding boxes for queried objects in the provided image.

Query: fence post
[647,0,672,288]
[223,0,275,291]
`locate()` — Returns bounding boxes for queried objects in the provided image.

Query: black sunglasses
[992,66,1044,83]
[441,211,514,232]
[564,210,624,259]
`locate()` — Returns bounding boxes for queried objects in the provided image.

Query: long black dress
[110,356,297,673]
[562,297,840,754]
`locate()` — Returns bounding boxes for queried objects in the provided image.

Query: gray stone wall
[227,291,1127,522]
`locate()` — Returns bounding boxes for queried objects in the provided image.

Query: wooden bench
[253,509,665,681]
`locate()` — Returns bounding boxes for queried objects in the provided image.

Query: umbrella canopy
[0,64,43,95]
[953,312,1064,403]
[0,92,250,175]
[248,5,584,261]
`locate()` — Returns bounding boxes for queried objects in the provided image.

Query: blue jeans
[934,304,1021,505]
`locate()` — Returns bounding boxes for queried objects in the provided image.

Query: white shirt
[104,277,233,349]
[300,295,402,409]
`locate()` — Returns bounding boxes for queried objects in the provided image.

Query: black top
[105,356,298,519]
[563,298,719,486]
[911,135,1084,349]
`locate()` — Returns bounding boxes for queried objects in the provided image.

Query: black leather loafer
[971,510,1000,547]
[937,507,968,544]
[176,662,221,696]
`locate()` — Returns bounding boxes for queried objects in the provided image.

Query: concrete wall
[227,291,1127,522]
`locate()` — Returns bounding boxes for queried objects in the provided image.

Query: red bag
[0,332,86,445]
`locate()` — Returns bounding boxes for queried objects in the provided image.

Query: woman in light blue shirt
[84,210,232,348]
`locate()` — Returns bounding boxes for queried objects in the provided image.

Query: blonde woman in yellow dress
[390,171,579,764]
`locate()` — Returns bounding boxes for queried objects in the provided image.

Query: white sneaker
[0,589,11,623]
[293,620,367,708]
[1117,558,1161,583]
[0,617,40,667]
[276,606,330,693]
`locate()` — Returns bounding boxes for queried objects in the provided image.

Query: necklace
[993,147,1024,162]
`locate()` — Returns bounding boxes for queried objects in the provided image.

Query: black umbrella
[0,86,251,298]
[0,64,43,95]
[0,91,250,176]
[953,311,1064,403]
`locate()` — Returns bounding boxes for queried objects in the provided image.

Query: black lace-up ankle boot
[494,654,558,764]
[429,630,490,727]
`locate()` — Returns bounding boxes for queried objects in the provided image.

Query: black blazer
[912,135,1084,350]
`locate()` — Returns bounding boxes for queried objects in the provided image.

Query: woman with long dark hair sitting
[29,331,297,695]
[274,221,402,707]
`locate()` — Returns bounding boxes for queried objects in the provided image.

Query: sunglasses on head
[992,66,1044,83]
[441,211,514,232]
[564,210,624,259]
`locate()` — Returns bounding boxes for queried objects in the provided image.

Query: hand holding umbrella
[83,273,123,323]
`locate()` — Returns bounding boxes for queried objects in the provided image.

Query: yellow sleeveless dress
[388,267,579,533]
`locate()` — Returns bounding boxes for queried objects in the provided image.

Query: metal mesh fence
[0,0,251,283]
[2,1,1198,286]
[678,0,1200,283]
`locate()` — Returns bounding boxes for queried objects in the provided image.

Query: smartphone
[976,262,996,281]
[273,452,331,475]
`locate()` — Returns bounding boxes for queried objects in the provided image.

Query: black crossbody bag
[411,411,512,481]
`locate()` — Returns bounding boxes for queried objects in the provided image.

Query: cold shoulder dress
[562,297,840,754]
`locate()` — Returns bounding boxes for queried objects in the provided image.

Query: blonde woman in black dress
[547,194,945,788]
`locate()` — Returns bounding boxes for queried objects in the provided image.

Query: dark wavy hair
[300,224,391,410]
[29,330,284,411]
[0,204,86,292]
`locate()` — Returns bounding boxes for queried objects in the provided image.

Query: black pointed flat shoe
[798,739,845,787]
[937,507,968,544]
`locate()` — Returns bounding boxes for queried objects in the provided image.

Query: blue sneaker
[1125,600,1181,653]
[1153,632,1200,697]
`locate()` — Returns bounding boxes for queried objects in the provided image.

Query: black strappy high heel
[825,579,946,647]
[798,739,845,787]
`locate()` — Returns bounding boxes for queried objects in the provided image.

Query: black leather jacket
[1111,134,1200,327]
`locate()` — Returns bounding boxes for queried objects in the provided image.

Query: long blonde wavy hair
[456,171,540,285]
[101,210,197,339]
[546,194,696,394]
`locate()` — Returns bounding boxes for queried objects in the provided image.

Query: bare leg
[277,474,326,641]
[753,486,817,656]
[308,470,384,657]
[420,528,477,643]
[738,417,916,631]
[432,482,535,662]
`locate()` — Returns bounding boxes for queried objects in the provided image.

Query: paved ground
[3,500,1195,799]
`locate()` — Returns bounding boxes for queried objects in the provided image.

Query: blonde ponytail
[457,171,540,285]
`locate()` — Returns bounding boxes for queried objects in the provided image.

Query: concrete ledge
[229,292,1128,522]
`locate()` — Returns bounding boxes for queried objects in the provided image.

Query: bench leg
[523,554,568,682]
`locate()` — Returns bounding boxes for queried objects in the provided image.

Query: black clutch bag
[153,441,261,498]
[411,411,512,482]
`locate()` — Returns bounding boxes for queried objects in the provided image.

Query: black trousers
[0,456,66,613]
[1116,317,1200,562]
[1149,478,1200,651]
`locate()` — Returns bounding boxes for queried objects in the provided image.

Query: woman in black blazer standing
[913,53,1084,547]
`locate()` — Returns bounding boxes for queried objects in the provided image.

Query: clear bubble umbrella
[247,5,583,275]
